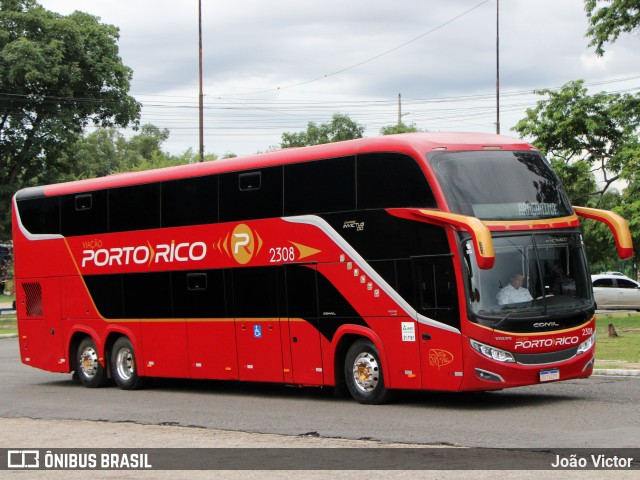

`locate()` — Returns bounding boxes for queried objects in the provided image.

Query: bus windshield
[429,151,573,220]
[464,234,592,331]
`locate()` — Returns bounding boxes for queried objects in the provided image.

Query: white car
[592,274,640,310]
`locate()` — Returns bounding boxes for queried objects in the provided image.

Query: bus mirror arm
[573,206,634,260]
[415,209,495,269]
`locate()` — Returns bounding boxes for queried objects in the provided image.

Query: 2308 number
[269,246,296,263]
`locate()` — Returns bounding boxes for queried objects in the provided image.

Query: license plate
[540,369,560,382]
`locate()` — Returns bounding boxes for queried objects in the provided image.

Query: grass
[594,313,640,365]
[0,313,17,335]
[0,292,16,335]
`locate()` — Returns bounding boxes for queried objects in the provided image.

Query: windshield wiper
[492,310,513,330]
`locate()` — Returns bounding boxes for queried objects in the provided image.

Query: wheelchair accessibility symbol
[253,324,262,338]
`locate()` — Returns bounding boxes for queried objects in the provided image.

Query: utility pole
[496,0,500,135]
[198,0,204,162]
[398,93,402,126]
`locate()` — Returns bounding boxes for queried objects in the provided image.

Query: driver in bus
[497,273,533,305]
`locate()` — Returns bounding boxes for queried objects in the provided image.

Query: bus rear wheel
[76,337,107,388]
[344,339,391,404]
[111,337,147,390]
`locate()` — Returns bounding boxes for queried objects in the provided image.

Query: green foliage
[0,0,141,236]
[513,80,640,206]
[281,113,365,148]
[513,80,640,274]
[379,122,421,135]
[585,0,640,56]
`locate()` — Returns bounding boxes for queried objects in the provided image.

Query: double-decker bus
[12,132,632,404]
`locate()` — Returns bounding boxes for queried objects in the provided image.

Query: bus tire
[111,337,147,390]
[344,339,391,404]
[76,337,107,388]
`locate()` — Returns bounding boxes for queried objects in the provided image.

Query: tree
[513,80,640,272]
[585,0,640,55]
[0,0,140,236]
[57,124,235,181]
[379,122,421,135]
[513,80,640,207]
[281,113,364,148]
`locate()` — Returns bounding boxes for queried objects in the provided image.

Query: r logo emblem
[231,224,255,264]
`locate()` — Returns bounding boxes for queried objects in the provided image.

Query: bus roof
[17,132,536,199]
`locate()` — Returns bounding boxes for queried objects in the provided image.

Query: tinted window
[220,167,283,222]
[357,153,436,209]
[285,264,318,319]
[123,272,172,318]
[172,270,226,318]
[617,279,638,289]
[61,191,108,236]
[18,197,60,235]
[162,175,218,227]
[285,156,356,215]
[593,278,614,288]
[317,269,359,319]
[430,151,572,220]
[413,256,459,328]
[109,183,161,232]
[84,274,124,319]
[231,267,280,318]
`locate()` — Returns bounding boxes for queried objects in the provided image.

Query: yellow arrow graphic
[290,241,321,260]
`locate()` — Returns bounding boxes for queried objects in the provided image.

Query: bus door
[232,267,284,383]
[17,277,66,372]
[284,264,323,385]
[412,256,464,391]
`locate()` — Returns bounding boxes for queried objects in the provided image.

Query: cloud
[36,0,640,154]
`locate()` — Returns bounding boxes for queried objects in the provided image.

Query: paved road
[1,337,640,450]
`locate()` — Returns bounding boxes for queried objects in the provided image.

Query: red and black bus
[12,132,632,403]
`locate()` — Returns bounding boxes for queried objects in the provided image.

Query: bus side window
[220,167,283,222]
[162,175,219,228]
[357,153,437,210]
[173,270,226,318]
[61,190,108,237]
[284,156,356,216]
[412,256,459,329]
[17,196,61,235]
[109,183,161,233]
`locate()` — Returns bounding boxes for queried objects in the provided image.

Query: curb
[593,369,640,377]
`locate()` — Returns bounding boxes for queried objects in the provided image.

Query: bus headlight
[577,334,595,355]
[469,339,515,363]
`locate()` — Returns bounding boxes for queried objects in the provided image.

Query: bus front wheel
[111,337,147,390]
[344,339,391,404]
[76,337,107,388]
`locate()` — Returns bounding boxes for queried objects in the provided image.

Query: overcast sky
[38,0,640,156]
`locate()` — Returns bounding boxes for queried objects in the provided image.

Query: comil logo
[231,224,256,265]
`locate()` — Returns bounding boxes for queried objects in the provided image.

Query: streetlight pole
[198,0,204,162]
[496,0,500,135]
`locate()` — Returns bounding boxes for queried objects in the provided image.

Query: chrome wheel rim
[79,346,99,378]
[116,347,134,381]
[352,352,379,393]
